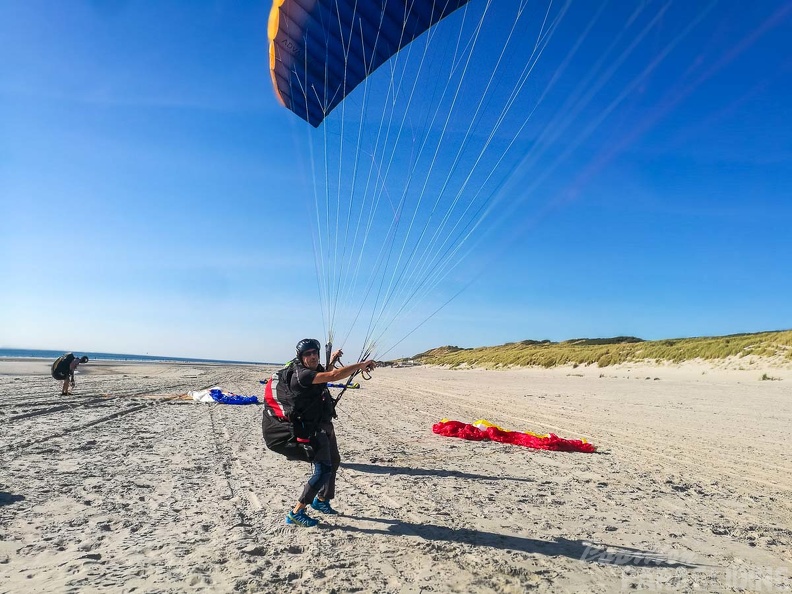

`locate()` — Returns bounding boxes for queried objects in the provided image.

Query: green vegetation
[760,373,781,381]
[411,330,792,369]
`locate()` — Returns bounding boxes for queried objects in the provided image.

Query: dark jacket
[290,360,336,427]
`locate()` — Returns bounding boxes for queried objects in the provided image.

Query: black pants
[298,422,341,504]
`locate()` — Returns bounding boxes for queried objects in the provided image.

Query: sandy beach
[1,358,790,593]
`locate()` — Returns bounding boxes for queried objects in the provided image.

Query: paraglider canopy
[268,0,471,126]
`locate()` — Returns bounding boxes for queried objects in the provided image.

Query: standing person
[51,353,89,396]
[286,338,376,528]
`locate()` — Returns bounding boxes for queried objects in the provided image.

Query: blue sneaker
[285,509,319,527]
[311,497,338,514]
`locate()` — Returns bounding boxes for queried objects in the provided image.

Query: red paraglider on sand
[432,419,596,453]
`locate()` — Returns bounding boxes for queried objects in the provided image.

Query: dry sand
[1,358,790,593]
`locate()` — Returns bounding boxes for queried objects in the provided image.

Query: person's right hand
[330,349,343,367]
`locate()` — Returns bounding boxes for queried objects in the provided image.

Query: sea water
[0,348,263,365]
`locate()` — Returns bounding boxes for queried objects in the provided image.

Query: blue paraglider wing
[268,0,471,127]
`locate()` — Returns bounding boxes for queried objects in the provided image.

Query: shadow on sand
[330,515,701,568]
[0,492,25,507]
[341,462,533,483]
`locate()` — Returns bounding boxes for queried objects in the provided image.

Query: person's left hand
[331,349,343,365]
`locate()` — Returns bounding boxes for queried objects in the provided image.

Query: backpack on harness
[261,361,316,462]
[51,353,75,381]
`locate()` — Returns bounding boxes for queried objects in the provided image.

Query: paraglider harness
[261,348,370,462]
[51,353,76,381]
[261,360,318,462]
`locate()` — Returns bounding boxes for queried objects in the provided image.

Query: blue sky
[1,0,790,363]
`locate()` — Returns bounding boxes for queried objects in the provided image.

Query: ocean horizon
[0,348,272,366]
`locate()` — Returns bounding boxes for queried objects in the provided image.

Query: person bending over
[52,353,89,396]
[286,338,375,528]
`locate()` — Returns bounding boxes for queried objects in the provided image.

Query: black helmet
[296,338,321,358]
[80,356,89,363]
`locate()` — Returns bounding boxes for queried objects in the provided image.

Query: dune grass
[411,330,792,369]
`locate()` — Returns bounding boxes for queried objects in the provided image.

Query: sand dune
[1,359,790,593]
